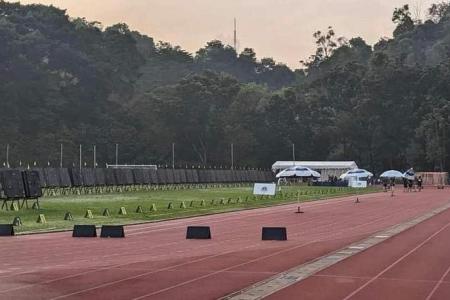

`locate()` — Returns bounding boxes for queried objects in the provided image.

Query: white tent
[380,170,404,178]
[276,166,321,178]
[340,169,373,180]
[272,161,358,181]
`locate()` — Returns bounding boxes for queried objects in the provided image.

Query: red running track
[268,190,450,300]
[0,189,448,300]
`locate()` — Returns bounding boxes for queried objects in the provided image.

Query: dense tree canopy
[1,1,449,174]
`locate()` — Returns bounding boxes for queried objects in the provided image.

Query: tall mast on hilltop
[233,18,237,52]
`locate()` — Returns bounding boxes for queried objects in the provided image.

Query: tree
[428,1,450,23]
[416,105,449,171]
[239,48,257,63]
[300,26,344,68]
[392,5,415,37]
[196,40,237,63]
[155,41,192,63]
[259,58,276,72]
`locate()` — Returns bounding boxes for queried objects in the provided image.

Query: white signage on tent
[253,183,276,196]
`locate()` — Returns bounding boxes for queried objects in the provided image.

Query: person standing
[408,179,413,192]
[390,178,395,197]
[417,176,423,191]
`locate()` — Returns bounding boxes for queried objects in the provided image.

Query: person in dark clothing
[408,179,413,192]
[417,176,423,191]
[403,177,408,192]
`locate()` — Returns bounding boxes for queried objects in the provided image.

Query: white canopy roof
[340,169,373,180]
[276,166,321,178]
[272,161,358,172]
[380,170,404,178]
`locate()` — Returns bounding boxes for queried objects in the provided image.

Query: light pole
[172,143,175,169]
[292,143,295,162]
[6,144,9,168]
[115,144,119,166]
[60,143,63,168]
[231,143,234,169]
[93,144,96,168]
[79,144,82,171]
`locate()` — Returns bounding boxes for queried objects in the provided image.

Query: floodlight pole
[115,144,119,165]
[292,143,295,162]
[60,143,63,168]
[172,143,175,169]
[93,144,96,168]
[234,18,237,51]
[231,143,234,170]
[6,144,9,168]
[79,144,82,171]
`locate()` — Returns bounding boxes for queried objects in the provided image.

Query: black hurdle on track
[262,227,287,241]
[72,225,97,237]
[100,225,125,238]
[186,226,211,239]
[0,224,14,236]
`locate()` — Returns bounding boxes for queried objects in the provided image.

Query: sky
[19,0,435,69]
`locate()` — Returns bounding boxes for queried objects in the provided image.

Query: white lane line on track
[314,274,450,284]
[425,263,450,300]
[342,222,450,300]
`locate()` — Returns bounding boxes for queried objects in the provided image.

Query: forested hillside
[0,1,449,173]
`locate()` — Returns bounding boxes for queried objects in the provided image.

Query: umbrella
[380,170,404,178]
[403,168,415,180]
[339,169,373,180]
[276,166,321,178]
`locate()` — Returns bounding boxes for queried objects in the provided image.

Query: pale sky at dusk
[19,0,435,68]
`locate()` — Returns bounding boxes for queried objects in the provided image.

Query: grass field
[0,185,380,234]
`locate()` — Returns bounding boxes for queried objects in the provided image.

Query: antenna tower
[233,18,237,51]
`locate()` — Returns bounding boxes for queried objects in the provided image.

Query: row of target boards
[0,168,274,190]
